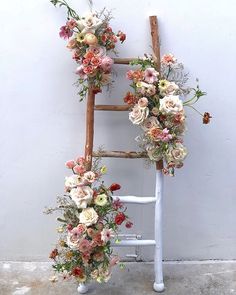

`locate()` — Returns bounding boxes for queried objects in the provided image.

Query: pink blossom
[144,67,159,83]
[161,53,177,65]
[73,165,86,175]
[101,228,113,243]
[76,157,86,165]
[79,239,92,253]
[100,56,113,73]
[75,65,87,79]
[65,160,76,169]
[89,46,106,57]
[126,70,134,80]
[59,25,73,39]
[110,256,120,267]
[66,19,77,29]
[159,128,172,142]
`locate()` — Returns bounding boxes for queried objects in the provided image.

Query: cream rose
[65,175,81,189]
[77,13,102,34]
[79,207,99,226]
[129,105,149,125]
[159,95,183,114]
[70,186,93,208]
[138,97,148,108]
[147,147,163,162]
[141,116,160,132]
[165,82,179,95]
[167,143,187,163]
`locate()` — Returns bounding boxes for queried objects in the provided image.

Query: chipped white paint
[12,286,31,295]
[3,263,11,269]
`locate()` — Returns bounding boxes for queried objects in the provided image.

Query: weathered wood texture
[92,150,148,159]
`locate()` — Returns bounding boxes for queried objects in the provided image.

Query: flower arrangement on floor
[45,156,132,283]
[124,54,211,176]
[50,0,126,100]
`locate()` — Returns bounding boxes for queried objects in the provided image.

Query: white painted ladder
[78,15,165,293]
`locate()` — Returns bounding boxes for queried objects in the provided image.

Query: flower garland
[47,1,132,284]
[124,54,211,176]
[50,0,126,100]
[45,156,132,283]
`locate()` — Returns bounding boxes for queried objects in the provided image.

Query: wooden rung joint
[92,150,148,159]
[94,105,130,111]
[113,58,136,65]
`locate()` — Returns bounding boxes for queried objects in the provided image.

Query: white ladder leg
[77,283,89,294]
[153,170,165,292]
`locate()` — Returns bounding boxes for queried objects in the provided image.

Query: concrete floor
[0,261,236,295]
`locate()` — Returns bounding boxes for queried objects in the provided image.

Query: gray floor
[0,261,236,295]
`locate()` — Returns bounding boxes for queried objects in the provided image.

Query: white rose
[138,97,148,108]
[159,95,183,114]
[129,105,149,125]
[141,116,160,132]
[78,13,103,34]
[165,82,179,95]
[167,143,187,163]
[70,186,93,208]
[83,171,96,183]
[65,175,81,189]
[79,207,99,226]
[147,147,163,162]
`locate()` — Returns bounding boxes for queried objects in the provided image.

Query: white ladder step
[112,196,156,204]
[112,240,156,247]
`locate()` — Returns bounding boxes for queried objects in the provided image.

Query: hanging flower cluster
[50,0,126,100]
[45,156,132,283]
[124,54,211,176]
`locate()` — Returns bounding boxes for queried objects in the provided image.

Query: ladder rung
[113,196,156,204]
[92,151,148,158]
[94,105,130,111]
[113,58,136,65]
[112,240,156,247]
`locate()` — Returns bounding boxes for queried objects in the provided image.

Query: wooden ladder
[80,15,165,293]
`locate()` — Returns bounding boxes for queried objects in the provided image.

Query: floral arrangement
[45,156,132,283]
[50,0,126,100]
[124,54,211,176]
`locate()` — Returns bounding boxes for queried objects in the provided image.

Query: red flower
[115,212,126,225]
[72,267,83,277]
[109,183,121,191]
[117,31,126,43]
[49,248,58,259]
[67,224,73,231]
[92,87,102,94]
[125,221,133,229]
[123,92,138,105]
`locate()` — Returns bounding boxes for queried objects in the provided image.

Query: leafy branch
[50,0,80,20]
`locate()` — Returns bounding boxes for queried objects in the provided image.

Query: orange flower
[203,112,212,124]
[149,127,162,140]
[132,70,144,82]
[84,51,94,60]
[124,92,138,105]
[49,248,58,259]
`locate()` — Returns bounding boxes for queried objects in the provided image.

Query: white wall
[0,0,235,261]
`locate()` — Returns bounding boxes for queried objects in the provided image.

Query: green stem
[185,104,203,117]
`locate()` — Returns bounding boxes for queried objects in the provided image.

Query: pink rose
[100,56,113,73]
[144,67,159,83]
[79,239,92,253]
[73,165,86,175]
